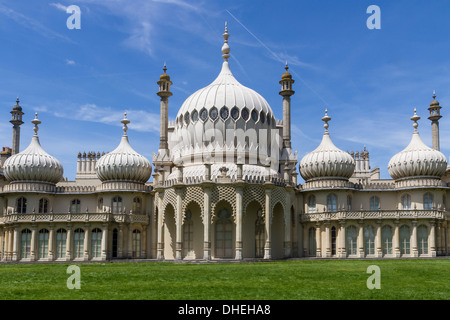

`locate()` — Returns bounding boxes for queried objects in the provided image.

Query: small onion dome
[96,113,152,183]
[3,113,63,184]
[430,90,440,107]
[281,62,293,80]
[159,63,170,81]
[388,109,447,180]
[299,110,355,181]
[12,97,22,112]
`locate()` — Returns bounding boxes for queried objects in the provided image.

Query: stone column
[358,222,365,258]
[376,222,382,258]
[175,188,183,260]
[128,225,133,258]
[315,222,321,257]
[101,224,108,260]
[66,226,72,261]
[118,224,123,258]
[48,226,55,261]
[235,186,243,260]
[30,227,37,261]
[284,194,291,258]
[324,222,331,258]
[411,221,418,257]
[393,222,400,258]
[264,186,273,259]
[0,228,4,261]
[430,221,436,257]
[303,224,309,257]
[12,228,19,261]
[84,226,90,261]
[203,186,212,260]
[339,221,346,258]
[142,228,147,258]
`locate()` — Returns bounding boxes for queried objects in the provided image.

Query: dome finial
[285,61,289,71]
[322,109,331,133]
[411,108,420,132]
[163,61,167,73]
[31,112,41,136]
[121,112,130,135]
[222,21,230,61]
[433,90,436,99]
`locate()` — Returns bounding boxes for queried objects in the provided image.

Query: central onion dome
[299,110,355,182]
[169,23,277,167]
[96,113,152,186]
[3,113,63,185]
[388,109,447,180]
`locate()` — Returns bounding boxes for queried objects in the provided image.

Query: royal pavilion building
[0,25,449,262]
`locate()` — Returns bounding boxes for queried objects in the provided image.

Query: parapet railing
[0,212,149,224]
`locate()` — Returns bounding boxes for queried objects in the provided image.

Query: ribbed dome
[388,110,447,180]
[96,114,151,184]
[3,115,63,184]
[299,111,355,181]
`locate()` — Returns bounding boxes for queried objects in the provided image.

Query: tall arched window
[98,198,103,212]
[38,198,49,213]
[308,195,316,213]
[133,197,142,214]
[382,225,393,255]
[112,229,118,258]
[21,229,32,259]
[112,196,123,213]
[16,197,27,214]
[71,199,81,213]
[399,225,410,255]
[417,225,428,255]
[370,196,380,210]
[255,209,265,258]
[331,226,337,255]
[308,227,316,256]
[74,228,85,258]
[132,229,141,258]
[91,228,102,258]
[346,225,358,255]
[347,195,352,211]
[401,194,411,210]
[423,193,433,210]
[364,225,375,255]
[183,210,194,258]
[327,194,337,212]
[56,228,67,259]
[215,209,233,258]
[38,229,49,259]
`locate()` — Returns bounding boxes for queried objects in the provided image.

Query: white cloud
[65,59,76,65]
[49,3,68,11]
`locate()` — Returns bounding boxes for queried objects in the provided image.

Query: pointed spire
[322,109,331,133]
[31,112,41,136]
[411,108,420,132]
[121,112,130,135]
[221,21,230,61]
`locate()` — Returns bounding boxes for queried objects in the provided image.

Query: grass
[0,259,449,300]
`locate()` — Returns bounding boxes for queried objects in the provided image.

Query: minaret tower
[279,62,295,149]
[157,63,172,151]
[10,97,24,155]
[428,90,442,151]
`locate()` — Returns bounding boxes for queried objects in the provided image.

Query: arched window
[417,225,428,255]
[91,228,102,258]
[370,196,380,210]
[423,193,433,210]
[364,225,375,255]
[56,228,67,259]
[133,197,142,214]
[98,198,103,212]
[16,197,27,214]
[183,210,194,258]
[308,195,316,213]
[38,229,49,259]
[74,228,85,258]
[308,227,316,256]
[382,225,393,255]
[401,194,411,210]
[255,209,265,258]
[112,196,123,214]
[215,208,233,258]
[327,194,337,212]
[132,229,141,258]
[399,225,410,255]
[331,226,337,255]
[21,229,32,259]
[346,225,358,255]
[71,199,81,213]
[39,198,49,214]
[347,195,352,211]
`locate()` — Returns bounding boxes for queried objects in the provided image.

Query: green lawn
[0,259,448,300]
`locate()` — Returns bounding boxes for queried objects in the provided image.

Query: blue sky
[0,0,449,181]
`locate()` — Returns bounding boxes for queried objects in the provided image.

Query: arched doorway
[214,203,234,259]
[183,201,203,259]
[163,204,176,259]
[271,203,285,259]
[243,200,264,258]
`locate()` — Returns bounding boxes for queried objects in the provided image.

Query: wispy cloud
[49,2,68,11]
[65,59,76,65]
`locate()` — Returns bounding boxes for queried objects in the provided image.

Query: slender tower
[279,62,295,149]
[428,90,442,151]
[10,97,24,155]
[157,63,172,151]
